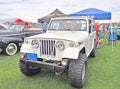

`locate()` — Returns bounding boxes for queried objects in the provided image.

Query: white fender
[62,47,81,59]
[20,44,36,53]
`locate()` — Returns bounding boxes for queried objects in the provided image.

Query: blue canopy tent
[69,8,114,50]
[69,8,111,20]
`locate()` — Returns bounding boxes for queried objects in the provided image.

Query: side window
[89,20,95,32]
[92,20,95,31]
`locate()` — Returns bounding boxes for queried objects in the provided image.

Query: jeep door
[86,20,96,56]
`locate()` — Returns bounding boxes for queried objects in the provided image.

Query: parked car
[19,16,96,88]
[108,27,120,39]
[0,23,45,55]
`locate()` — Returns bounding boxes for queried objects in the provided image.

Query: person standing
[95,22,101,37]
[98,24,105,48]
[95,23,104,48]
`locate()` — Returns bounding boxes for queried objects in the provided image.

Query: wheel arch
[80,47,86,54]
[4,41,19,50]
[62,47,86,60]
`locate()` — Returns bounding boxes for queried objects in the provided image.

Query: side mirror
[43,25,48,32]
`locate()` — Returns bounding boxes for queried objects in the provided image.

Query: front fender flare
[62,47,82,59]
[20,44,37,54]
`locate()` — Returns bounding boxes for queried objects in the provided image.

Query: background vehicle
[19,16,96,88]
[0,23,45,55]
[108,27,120,39]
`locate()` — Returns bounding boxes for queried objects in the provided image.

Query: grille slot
[40,40,56,56]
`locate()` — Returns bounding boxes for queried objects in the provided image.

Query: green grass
[0,40,120,89]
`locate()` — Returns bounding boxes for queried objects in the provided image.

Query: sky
[0,0,120,22]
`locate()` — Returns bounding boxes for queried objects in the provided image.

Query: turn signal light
[61,59,68,66]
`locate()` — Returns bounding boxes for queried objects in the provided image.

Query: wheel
[68,53,87,88]
[19,60,40,76]
[89,40,96,57]
[4,43,18,56]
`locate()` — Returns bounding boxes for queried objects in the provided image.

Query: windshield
[48,19,87,31]
[9,24,25,31]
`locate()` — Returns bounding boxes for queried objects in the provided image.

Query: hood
[27,31,88,42]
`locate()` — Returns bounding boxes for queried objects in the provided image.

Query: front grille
[40,40,56,56]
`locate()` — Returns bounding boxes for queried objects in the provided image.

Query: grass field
[0,40,120,89]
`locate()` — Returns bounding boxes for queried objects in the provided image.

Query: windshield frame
[48,19,87,31]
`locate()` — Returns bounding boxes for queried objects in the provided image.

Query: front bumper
[20,59,65,71]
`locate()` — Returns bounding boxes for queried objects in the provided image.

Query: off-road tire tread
[19,61,40,76]
[68,53,87,88]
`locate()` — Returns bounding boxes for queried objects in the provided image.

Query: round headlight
[31,40,39,48]
[55,41,64,51]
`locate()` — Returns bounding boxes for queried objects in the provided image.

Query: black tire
[4,43,18,56]
[68,53,87,88]
[89,40,96,57]
[19,60,40,76]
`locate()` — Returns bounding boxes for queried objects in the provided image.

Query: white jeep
[19,16,96,88]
